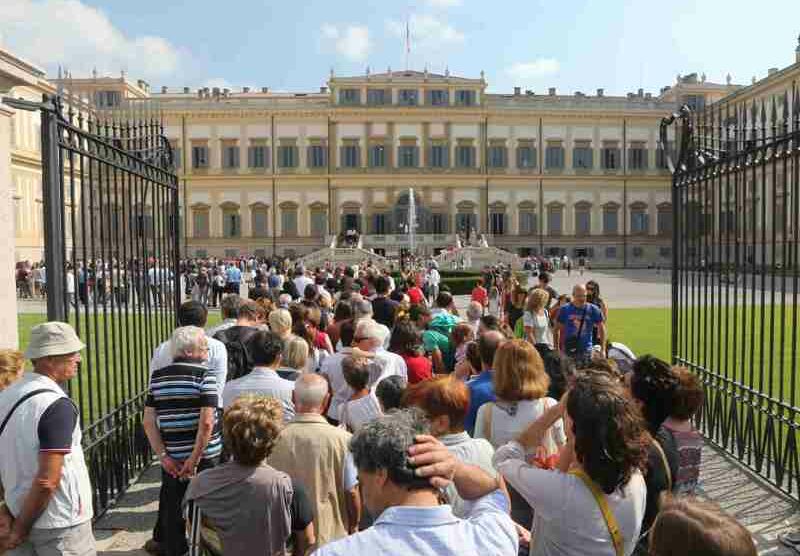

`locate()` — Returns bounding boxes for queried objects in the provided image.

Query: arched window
[547,202,564,236]
[280,201,299,237]
[657,203,672,236]
[250,203,269,238]
[574,201,592,236]
[630,202,649,235]
[309,202,328,237]
[221,202,241,238]
[192,204,210,239]
[602,202,620,235]
[489,201,507,235]
[518,201,537,236]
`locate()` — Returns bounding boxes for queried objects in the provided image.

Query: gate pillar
[0,101,19,348]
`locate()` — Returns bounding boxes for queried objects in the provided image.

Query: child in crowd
[339,356,382,433]
[660,366,705,495]
[451,322,475,369]
[470,279,488,312]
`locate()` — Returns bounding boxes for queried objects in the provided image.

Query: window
[603,206,619,235]
[605,246,617,259]
[455,90,475,106]
[431,213,446,234]
[629,146,647,170]
[310,208,327,237]
[341,145,360,168]
[94,91,121,108]
[281,205,298,237]
[490,211,506,235]
[548,205,563,235]
[192,209,209,239]
[429,145,448,168]
[517,145,536,169]
[719,210,735,235]
[278,145,298,168]
[251,206,269,237]
[683,94,706,111]
[172,147,182,169]
[573,144,593,169]
[657,205,672,236]
[398,146,418,168]
[429,90,448,106]
[601,146,619,170]
[222,145,240,169]
[519,209,538,235]
[248,146,268,168]
[191,146,209,169]
[195,249,208,258]
[630,205,649,235]
[369,145,386,167]
[659,247,672,258]
[545,144,564,169]
[367,89,387,106]
[456,206,477,234]
[223,208,241,238]
[632,247,644,259]
[308,145,327,168]
[225,249,239,259]
[456,145,475,168]
[339,88,360,105]
[575,204,591,235]
[398,89,418,106]
[372,213,387,234]
[488,145,507,168]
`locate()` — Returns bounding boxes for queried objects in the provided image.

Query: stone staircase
[297,246,391,269]
[434,236,523,270]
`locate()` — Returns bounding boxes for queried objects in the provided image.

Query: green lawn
[607,308,671,361]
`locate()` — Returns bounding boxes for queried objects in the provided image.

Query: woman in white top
[493,372,649,556]
[523,288,554,350]
[338,356,382,433]
[474,339,565,527]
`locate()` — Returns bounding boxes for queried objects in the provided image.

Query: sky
[1,0,799,96]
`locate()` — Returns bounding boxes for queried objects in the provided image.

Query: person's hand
[0,506,13,551]
[160,454,181,478]
[5,524,27,552]
[514,522,531,547]
[408,434,456,489]
[178,456,199,479]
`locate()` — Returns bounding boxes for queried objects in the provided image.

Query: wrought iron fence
[666,84,800,497]
[39,94,180,517]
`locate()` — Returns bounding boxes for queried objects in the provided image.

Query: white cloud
[424,0,463,7]
[0,0,190,83]
[320,24,371,62]
[386,14,465,50]
[506,59,560,80]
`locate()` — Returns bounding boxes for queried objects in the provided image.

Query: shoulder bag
[569,468,624,556]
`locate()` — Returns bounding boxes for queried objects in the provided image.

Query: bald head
[293,373,330,414]
[572,284,587,307]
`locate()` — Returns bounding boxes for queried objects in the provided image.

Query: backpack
[214,327,257,381]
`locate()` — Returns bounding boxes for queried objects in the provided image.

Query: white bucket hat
[24,322,85,360]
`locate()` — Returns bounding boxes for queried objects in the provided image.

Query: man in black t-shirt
[371,275,398,328]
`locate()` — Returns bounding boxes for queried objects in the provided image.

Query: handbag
[570,468,625,556]
[564,306,588,356]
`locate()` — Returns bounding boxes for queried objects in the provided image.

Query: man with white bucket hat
[0,322,95,555]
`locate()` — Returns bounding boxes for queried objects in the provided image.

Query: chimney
[596,88,604,97]
[161,86,168,94]
[627,92,635,99]
[548,87,556,96]
[637,88,644,97]
[645,92,652,100]
[243,86,250,93]
[525,90,534,96]
[212,87,220,98]
[197,89,203,99]
[768,67,778,76]
[513,86,521,96]
[223,88,230,97]
[261,87,269,93]
[574,91,584,97]
[796,34,800,63]
[183,87,190,94]
[320,86,328,93]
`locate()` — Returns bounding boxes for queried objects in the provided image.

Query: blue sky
[2,0,799,95]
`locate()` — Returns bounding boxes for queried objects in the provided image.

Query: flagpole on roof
[404,16,410,71]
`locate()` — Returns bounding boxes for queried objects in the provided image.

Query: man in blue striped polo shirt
[143,326,221,556]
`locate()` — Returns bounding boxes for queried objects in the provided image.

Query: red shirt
[402,354,433,384]
[408,286,425,305]
[471,286,488,306]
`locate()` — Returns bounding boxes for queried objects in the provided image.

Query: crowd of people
[0,257,762,556]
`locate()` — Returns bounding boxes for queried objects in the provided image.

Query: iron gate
[666,84,800,497]
[38,94,180,517]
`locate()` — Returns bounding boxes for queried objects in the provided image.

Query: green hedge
[440,277,481,295]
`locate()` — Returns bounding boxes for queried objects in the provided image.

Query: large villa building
[3,37,799,266]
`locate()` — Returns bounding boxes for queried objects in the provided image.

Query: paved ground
[94,443,800,555]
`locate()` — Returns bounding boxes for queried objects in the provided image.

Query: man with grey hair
[0,322,95,554]
[269,374,360,551]
[353,319,406,388]
[312,409,517,556]
[144,326,221,556]
[206,294,242,337]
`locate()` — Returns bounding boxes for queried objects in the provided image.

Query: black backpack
[214,326,256,381]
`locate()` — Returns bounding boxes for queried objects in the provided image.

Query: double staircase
[434,235,522,270]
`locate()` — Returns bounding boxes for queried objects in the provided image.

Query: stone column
[0,103,19,348]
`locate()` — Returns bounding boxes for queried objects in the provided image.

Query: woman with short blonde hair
[277,336,308,381]
[475,339,565,528]
[523,288,554,350]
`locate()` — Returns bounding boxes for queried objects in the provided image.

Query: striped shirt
[145,361,222,462]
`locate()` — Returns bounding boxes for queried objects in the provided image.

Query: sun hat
[24,322,85,360]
